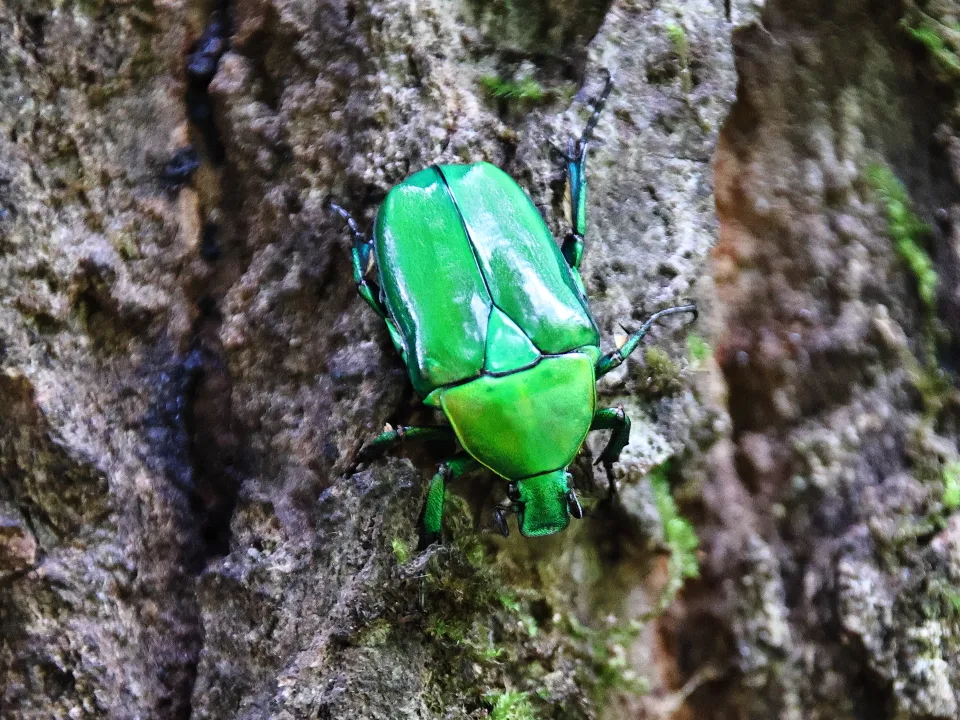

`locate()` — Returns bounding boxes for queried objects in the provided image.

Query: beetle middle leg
[357,425,455,464]
[590,406,631,494]
[330,202,389,320]
[595,303,698,378]
[559,69,614,271]
[419,455,481,549]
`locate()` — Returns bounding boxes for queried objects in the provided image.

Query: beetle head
[510,470,581,537]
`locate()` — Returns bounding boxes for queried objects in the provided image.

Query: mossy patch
[407,492,662,717]
[485,689,538,720]
[566,614,649,703]
[945,587,960,617]
[640,347,683,398]
[391,537,410,564]
[943,461,960,510]
[865,164,958,428]
[686,333,712,365]
[427,616,469,643]
[900,4,960,80]
[866,164,936,312]
[357,618,393,647]
[648,461,700,610]
[480,75,546,106]
[666,21,692,93]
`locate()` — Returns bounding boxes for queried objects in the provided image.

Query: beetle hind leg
[419,455,481,549]
[331,202,389,320]
[353,426,474,550]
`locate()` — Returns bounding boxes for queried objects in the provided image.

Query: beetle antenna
[677,300,699,323]
[597,303,698,378]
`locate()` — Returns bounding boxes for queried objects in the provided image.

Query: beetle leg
[561,70,614,271]
[330,202,389,320]
[595,303,698,378]
[492,506,511,537]
[590,406,631,494]
[356,425,456,464]
[419,455,481,549]
[577,68,614,151]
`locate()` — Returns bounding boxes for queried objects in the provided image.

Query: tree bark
[2,0,958,718]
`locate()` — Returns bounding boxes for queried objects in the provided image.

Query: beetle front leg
[419,455,481,549]
[560,69,614,272]
[595,304,698,378]
[330,202,389,320]
[590,406,631,494]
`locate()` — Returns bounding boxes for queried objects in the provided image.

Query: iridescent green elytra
[334,74,695,546]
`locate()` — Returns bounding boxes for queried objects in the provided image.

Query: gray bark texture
[1,0,959,718]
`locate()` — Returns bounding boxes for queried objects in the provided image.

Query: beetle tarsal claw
[493,508,510,537]
[567,490,583,519]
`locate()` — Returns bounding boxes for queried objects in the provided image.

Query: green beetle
[334,75,695,546]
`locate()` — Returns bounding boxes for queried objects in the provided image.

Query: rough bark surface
[684,1,960,718]
[2,0,958,718]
